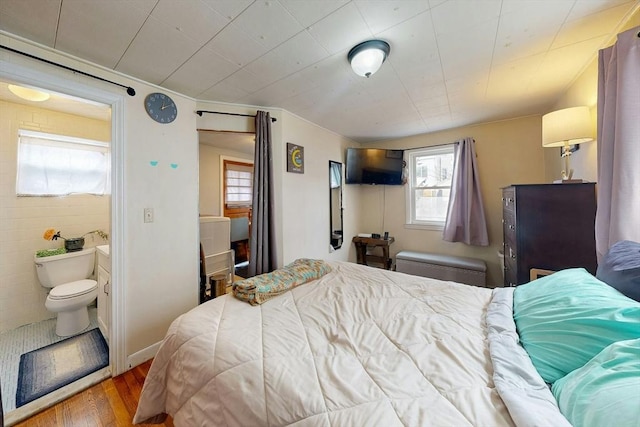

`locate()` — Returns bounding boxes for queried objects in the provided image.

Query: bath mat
[16,328,108,407]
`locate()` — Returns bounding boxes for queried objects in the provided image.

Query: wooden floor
[14,360,173,427]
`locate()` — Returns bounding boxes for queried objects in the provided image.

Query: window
[405,145,455,228]
[16,130,109,196]
[224,160,253,208]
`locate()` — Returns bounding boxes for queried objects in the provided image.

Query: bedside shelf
[352,236,395,270]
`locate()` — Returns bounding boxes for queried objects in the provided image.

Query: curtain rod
[402,138,476,151]
[0,44,136,96]
[402,141,459,151]
[196,110,277,122]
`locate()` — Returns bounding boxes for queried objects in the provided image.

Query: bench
[395,251,486,287]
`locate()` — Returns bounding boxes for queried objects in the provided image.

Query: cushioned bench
[396,251,486,287]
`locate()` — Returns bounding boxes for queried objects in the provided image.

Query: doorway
[198,130,254,278]
[0,64,122,423]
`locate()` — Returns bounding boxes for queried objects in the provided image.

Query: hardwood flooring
[13,360,173,427]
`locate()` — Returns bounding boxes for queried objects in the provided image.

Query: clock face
[144,92,177,123]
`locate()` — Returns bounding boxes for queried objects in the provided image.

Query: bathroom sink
[96,245,109,256]
[96,245,110,272]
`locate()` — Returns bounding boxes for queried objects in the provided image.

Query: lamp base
[553,179,585,184]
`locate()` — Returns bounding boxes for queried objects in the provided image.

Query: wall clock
[144,92,177,124]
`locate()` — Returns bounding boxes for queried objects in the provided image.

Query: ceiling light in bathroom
[8,84,50,102]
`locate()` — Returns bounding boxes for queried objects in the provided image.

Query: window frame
[222,159,253,219]
[405,144,455,230]
[16,129,110,197]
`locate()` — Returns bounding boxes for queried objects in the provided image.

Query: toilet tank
[34,247,96,288]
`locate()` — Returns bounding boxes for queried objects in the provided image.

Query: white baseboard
[127,341,161,369]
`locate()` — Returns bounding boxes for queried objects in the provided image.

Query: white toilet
[34,247,98,336]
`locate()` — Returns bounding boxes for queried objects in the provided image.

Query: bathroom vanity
[96,245,110,344]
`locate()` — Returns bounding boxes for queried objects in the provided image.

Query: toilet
[34,247,98,336]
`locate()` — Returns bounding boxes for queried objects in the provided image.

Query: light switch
[144,208,154,223]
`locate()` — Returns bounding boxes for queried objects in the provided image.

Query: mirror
[329,161,343,250]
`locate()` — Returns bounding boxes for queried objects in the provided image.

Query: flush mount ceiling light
[348,40,390,78]
[8,84,50,102]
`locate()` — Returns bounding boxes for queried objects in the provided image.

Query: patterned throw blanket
[232,258,332,305]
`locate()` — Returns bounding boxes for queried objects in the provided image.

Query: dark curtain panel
[248,111,277,277]
[442,137,489,246]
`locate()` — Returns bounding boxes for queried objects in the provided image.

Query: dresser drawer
[504,250,517,287]
[502,187,516,212]
[503,210,516,241]
[503,239,518,287]
[502,187,517,287]
[504,240,517,264]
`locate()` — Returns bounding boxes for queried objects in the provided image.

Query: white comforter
[134,261,516,426]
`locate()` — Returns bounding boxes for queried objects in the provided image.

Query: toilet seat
[48,279,97,300]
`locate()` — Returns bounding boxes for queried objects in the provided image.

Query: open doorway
[0,78,113,419]
[198,130,254,278]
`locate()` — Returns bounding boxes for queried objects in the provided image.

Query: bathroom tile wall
[0,100,110,333]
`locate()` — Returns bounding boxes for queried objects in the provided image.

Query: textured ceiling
[1,0,638,142]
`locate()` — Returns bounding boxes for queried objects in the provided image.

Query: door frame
[0,57,126,375]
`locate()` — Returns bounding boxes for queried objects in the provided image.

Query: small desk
[352,236,395,270]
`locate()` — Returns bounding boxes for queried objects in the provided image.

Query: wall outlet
[144,208,154,223]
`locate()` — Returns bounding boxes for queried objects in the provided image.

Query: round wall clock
[144,92,177,123]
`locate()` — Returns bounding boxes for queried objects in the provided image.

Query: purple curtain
[442,137,489,246]
[596,27,640,262]
[248,111,277,277]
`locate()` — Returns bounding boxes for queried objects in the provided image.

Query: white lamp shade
[348,40,390,78]
[542,106,593,147]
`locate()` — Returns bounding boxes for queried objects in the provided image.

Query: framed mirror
[329,161,343,250]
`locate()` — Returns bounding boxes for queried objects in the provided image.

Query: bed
[133,259,640,427]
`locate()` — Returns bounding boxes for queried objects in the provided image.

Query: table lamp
[542,106,594,181]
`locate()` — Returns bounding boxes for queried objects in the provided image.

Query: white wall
[0,100,110,332]
[279,110,359,264]
[123,87,199,366]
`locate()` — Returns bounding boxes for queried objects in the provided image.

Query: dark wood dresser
[502,183,597,286]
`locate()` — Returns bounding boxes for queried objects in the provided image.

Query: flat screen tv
[345,148,404,185]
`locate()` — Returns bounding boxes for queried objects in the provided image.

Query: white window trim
[405,144,455,230]
[16,129,110,196]
[19,129,109,148]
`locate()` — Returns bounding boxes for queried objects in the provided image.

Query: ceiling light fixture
[348,40,390,78]
[8,84,50,102]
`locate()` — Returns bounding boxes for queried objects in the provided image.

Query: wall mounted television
[345,148,404,185]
